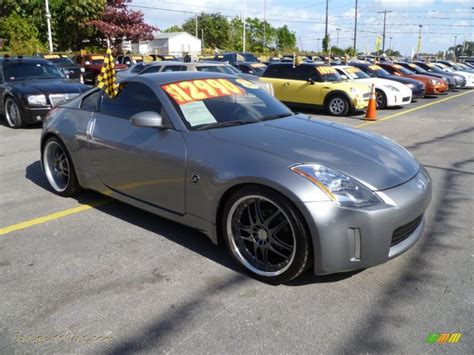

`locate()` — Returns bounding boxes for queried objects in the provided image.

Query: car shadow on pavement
[25,160,357,286]
[334,128,473,353]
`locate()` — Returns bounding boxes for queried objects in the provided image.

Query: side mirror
[130,111,165,128]
[307,78,315,85]
[84,61,91,65]
[125,61,131,65]
[341,74,348,80]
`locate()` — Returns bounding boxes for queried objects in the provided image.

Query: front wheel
[42,137,82,196]
[222,186,312,284]
[326,95,350,116]
[4,97,24,128]
[375,89,387,109]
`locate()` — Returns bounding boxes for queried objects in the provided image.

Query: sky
[132,0,474,55]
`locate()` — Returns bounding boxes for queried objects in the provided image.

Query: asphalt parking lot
[1,89,473,354]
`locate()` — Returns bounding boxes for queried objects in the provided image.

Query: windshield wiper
[260,113,293,121]
[195,120,256,130]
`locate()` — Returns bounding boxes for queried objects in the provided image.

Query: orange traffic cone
[365,84,377,121]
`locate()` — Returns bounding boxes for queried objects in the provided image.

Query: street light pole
[324,0,329,39]
[45,0,53,52]
[263,0,266,51]
[389,36,392,53]
[336,27,341,48]
[453,35,457,61]
[195,15,198,37]
[416,25,422,59]
[243,0,246,52]
[353,0,358,51]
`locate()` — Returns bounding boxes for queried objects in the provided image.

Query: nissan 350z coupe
[41,72,432,284]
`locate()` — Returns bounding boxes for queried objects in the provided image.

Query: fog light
[36,116,42,121]
[347,228,361,261]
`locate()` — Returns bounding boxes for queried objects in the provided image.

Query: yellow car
[260,63,371,116]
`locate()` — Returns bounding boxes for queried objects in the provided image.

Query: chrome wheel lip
[226,195,297,277]
[329,97,346,115]
[43,141,70,192]
[5,99,19,127]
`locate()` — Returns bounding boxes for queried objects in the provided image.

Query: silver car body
[41,72,432,275]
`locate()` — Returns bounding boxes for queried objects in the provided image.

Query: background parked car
[0,56,89,128]
[350,62,426,99]
[334,65,412,109]
[39,54,84,82]
[235,62,267,76]
[74,54,126,85]
[395,62,455,90]
[414,61,466,89]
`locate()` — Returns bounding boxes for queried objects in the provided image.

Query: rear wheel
[222,186,312,284]
[42,137,81,196]
[326,95,350,116]
[375,89,387,109]
[4,97,24,128]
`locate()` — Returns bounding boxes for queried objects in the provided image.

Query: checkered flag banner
[97,48,118,98]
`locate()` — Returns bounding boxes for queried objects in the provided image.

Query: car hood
[384,75,423,87]
[11,79,89,95]
[209,115,420,191]
[357,78,412,93]
[407,73,439,83]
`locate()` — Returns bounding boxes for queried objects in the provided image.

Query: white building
[130,32,202,57]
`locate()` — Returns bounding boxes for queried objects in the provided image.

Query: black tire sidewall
[221,186,312,284]
[5,97,24,128]
[42,137,81,197]
[326,94,350,116]
[375,89,387,109]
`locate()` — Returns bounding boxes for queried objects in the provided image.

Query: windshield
[242,53,259,62]
[392,64,415,75]
[162,78,292,130]
[47,57,73,64]
[196,65,236,75]
[3,61,64,81]
[344,66,370,79]
[368,64,391,77]
[316,66,342,82]
[88,56,104,65]
[405,63,427,74]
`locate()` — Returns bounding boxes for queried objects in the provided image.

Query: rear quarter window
[262,65,293,79]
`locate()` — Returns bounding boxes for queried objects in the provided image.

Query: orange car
[378,62,448,96]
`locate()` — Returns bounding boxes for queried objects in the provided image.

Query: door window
[162,66,186,72]
[139,65,162,74]
[262,64,293,79]
[100,82,162,119]
[81,90,101,111]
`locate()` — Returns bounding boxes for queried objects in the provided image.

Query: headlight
[80,67,85,73]
[406,83,415,89]
[290,163,383,207]
[27,95,47,106]
[430,79,437,85]
[350,87,358,95]
[385,84,399,92]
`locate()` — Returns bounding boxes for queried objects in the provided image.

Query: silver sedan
[41,72,432,283]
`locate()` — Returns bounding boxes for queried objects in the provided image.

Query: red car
[378,62,448,96]
[75,54,126,85]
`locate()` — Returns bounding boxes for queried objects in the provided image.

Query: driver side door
[87,82,186,214]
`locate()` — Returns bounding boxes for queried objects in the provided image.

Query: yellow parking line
[356,90,474,129]
[0,199,110,236]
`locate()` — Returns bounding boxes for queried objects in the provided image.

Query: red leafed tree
[89,0,158,50]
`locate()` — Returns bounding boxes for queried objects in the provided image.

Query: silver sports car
[41,72,432,283]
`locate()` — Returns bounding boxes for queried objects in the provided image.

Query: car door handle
[86,118,96,140]
[323,87,330,89]
[284,82,290,87]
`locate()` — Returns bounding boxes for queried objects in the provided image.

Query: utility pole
[378,10,392,53]
[317,38,321,52]
[45,0,53,52]
[324,0,329,39]
[243,0,246,52]
[389,36,393,52]
[195,15,198,37]
[416,25,422,58]
[201,29,204,49]
[453,35,457,60]
[263,0,266,51]
[336,27,341,47]
[353,0,358,51]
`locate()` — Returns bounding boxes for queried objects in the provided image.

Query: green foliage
[0,13,45,54]
[385,49,401,57]
[344,47,356,57]
[322,35,330,53]
[276,25,296,51]
[163,25,183,33]
[182,13,230,49]
[330,46,345,56]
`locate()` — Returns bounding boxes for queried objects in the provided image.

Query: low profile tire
[326,94,350,116]
[42,137,81,197]
[222,186,312,284]
[4,97,24,128]
[375,89,387,109]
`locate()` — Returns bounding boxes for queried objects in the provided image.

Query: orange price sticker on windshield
[162,79,244,105]
[369,65,382,70]
[408,64,417,68]
[393,64,402,69]
[317,66,336,75]
[43,54,60,59]
[346,67,361,74]
[91,55,104,60]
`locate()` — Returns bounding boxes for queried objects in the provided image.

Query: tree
[344,47,356,57]
[0,13,45,54]
[276,25,296,51]
[88,0,157,50]
[162,25,183,33]
[322,35,330,53]
[385,49,401,57]
[182,13,230,49]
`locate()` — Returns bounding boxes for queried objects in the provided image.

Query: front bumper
[20,106,51,124]
[297,169,432,275]
[387,92,412,107]
[411,87,425,99]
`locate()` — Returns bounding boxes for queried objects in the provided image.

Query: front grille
[402,96,410,102]
[66,68,82,79]
[49,93,79,107]
[391,215,423,247]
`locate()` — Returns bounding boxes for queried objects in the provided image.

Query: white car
[431,63,474,88]
[334,65,412,109]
